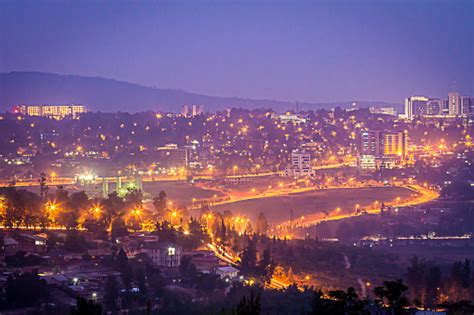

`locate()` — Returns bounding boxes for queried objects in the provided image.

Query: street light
[91,204,102,214]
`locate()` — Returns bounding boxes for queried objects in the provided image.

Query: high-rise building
[181,104,203,117]
[181,105,190,117]
[404,96,428,120]
[425,99,444,116]
[156,144,189,167]
[361,130,383,157]
[460,96,473,115]
[359,130,408,168]
[12,104,87,119]
[440,99,449,115]
[448,92,461,115]
[383,131,407,160]
[192,105,204,116]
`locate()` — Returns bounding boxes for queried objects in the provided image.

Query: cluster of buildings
[359,130,408,169]
[404,92,473,120]
[181,104,204,117]
[0,231,241,308]
[12,104,88,120]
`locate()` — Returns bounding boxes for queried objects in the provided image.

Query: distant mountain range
[0,72,401,113]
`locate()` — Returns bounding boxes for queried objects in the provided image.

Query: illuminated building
[215,266,240,279]
[448,92,461,115]
[369,106,397,116]
[404,96,428,120]
[461,96,473,115]
[141,242,182,267]
[181,105,190,117]
[384,131,407,160]
[182,104,204,117]
[359,130,407,168]
[12,104,87,119]
[359,154,377,170]
[425,99,444,116]
[272,112,307,124]
[192,104,204,116]
[361,130,383,157]
[285,150,313,177]
[156,143,189,167]
[404,92,472,118]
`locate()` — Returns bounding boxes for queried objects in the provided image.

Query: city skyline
[0,1,473,314]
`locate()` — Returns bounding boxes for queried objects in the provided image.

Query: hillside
[0,72,399,113]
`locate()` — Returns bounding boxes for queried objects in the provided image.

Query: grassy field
[143,181,224,206]
[212,186,414,224]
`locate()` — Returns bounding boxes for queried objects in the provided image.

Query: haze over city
[1,0,473,106]
[0,1,473,315]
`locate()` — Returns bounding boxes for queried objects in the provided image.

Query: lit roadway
[0,162,348,188]
[275,184,440,232]
[206,242,293,290]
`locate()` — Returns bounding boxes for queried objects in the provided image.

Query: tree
[245,221,254,235]
[135,268,147,295]
[424,266,441,308]
[179,255,198,280]
[189,217,208,242]
[155,221,177,242]
[116,248,129,271]
[406,256,425,304]
[111,217,129,238]
[258,246,274,283]
[124,187,143,208]
[68,191,91,228]
[255,212,268,235]
[235,290,261,315]
[310,289,340,315]
[328,287,368,315]
[104,275,119,310]
[240,238,257,274]
[71,297,102,315]
[153,191,167,215]
[374,279,409,315]
[448,259,471,301]
[149,270,166,297]
[220,218,227,242]
[103,191,126,224]
[122,264,133,291]
[39,172,48,201]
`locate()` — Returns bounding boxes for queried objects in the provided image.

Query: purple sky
[1,0,473,103]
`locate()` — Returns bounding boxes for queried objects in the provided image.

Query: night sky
[1,0,473,103]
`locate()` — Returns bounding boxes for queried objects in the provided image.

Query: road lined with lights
[0,162,349,188]
[274,184,440,232]
[207,241,293,290]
